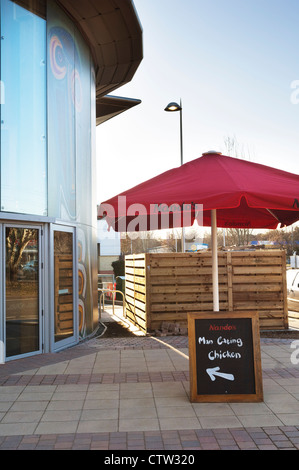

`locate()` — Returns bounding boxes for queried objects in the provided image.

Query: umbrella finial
[202,151,222,156]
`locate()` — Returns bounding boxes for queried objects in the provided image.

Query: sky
[96,0,299,205]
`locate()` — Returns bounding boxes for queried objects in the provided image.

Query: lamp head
[164,102,182,112]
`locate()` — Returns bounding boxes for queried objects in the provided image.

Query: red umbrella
[99,151,299,310]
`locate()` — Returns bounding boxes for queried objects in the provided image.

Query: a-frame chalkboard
[188,311,263,403]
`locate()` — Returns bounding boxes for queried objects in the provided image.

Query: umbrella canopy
[99,151,299,312]
[99,152,299,232]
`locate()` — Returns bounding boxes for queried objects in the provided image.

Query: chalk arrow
[206,367,235,382]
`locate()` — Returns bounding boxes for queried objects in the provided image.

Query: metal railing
[98,288,126,319]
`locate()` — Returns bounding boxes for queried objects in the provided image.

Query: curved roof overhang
[57,0,143,98]
[13,0,143,125]
[96,95,141,125]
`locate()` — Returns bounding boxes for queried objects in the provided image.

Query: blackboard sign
[188,311,263,403]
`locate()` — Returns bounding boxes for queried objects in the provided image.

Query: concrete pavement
[0,308,298,450]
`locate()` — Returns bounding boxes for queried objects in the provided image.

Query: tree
[6,228,36,280]
[268,228,292,255]
[221,135,255,247]
[224,228,254,247]
[223,135,254,161]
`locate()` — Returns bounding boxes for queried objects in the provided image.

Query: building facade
[0,0,142,361]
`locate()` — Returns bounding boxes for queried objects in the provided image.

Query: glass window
[0,0,47,215]
[5,227,40,358]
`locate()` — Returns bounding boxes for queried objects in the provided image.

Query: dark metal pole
[179,99,183,166]
[179,99,185,251]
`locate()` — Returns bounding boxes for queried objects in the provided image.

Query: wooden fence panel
[125,250,288,333]
[125,254,148,332]
[54,254,73,338]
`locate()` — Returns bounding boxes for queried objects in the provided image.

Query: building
[97,219,121,276]
[0,0,143,361]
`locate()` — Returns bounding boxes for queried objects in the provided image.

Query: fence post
[227,251,233,311]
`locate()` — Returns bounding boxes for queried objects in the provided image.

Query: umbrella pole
[211,209,220,312]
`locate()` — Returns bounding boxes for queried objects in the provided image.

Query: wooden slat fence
[125,250,288,333]
[54,254,73,338]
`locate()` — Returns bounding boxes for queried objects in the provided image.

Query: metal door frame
[2,222,44,362]
[0,225,4,363]
[49,223,78,352]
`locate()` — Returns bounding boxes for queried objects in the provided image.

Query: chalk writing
[208,350,241,360]
[198,336,243,346]
[209,323,236,331]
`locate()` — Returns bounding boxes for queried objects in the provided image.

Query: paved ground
[0,308,298,451]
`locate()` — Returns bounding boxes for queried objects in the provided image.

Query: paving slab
[0,311,298,450]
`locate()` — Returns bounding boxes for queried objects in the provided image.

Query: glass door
[5,226,42,359]
[51,225,77,350]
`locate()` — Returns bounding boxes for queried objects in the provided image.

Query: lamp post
[164,100,183,165]
[164,99,185,252]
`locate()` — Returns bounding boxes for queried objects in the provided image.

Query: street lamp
[164,99,185,251]
[164,100,183,166]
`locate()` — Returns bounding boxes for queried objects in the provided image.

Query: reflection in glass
[0,0,47,215]
[5,228,39,358]
[47,0,76,220]
[54,231,74,343]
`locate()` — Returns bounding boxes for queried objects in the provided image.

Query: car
[287,268,299,313]
[22,260,38,278]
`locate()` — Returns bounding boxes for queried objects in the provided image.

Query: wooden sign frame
[188,311,263,403]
